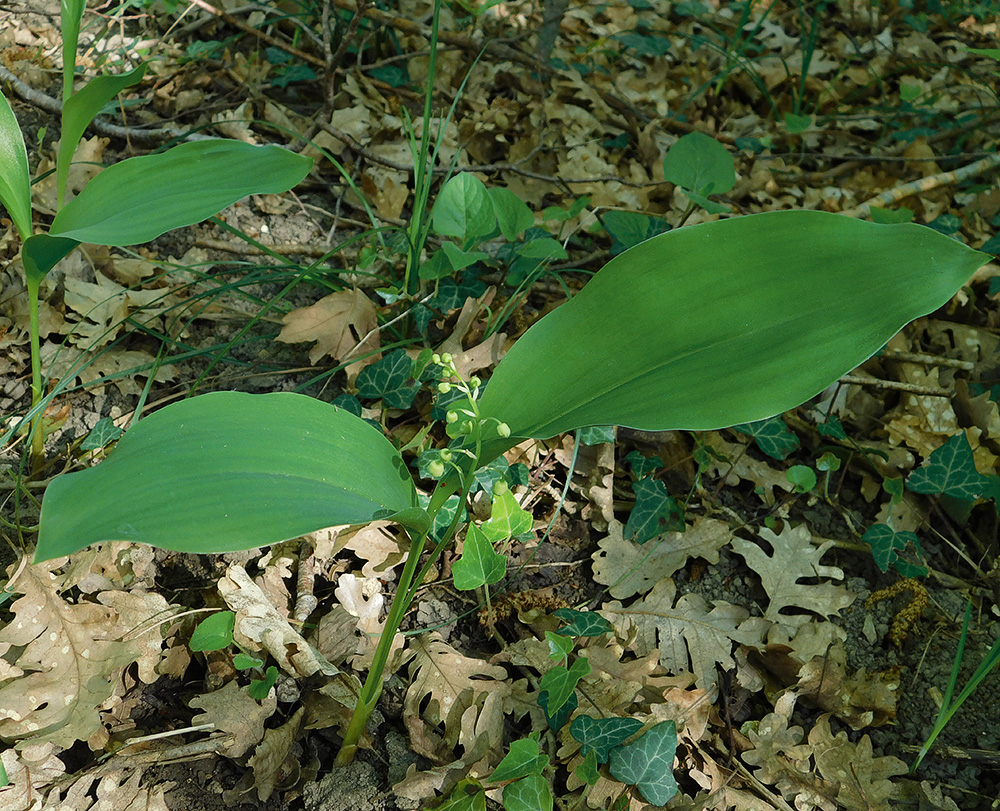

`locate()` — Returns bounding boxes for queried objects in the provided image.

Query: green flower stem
[334,476,468,766]
[335,375,485,766]
[26,277,44,470]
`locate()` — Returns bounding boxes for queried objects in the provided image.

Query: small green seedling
[189,611,278,700]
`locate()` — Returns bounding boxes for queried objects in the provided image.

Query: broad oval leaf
[35,392,421,561]
[477,211,987,461]
[0,90,32,240]
[431,172,495,242]
[49,140,312,245]
[58,63,148,207]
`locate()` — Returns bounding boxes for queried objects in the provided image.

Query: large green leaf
[476,211,986,462]
[35,392,421,561]
[58,64,147,208]
[49,140,312,245]
[0,90,32,240]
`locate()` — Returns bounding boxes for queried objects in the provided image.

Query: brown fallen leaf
[276,288,380,380]
[0,561,147,748]
[189,680,277,758]
[732,525,855,630]
[603,578,770,689]
[592,516,731,600]
[248,706,304,801]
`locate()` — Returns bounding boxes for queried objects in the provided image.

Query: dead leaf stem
[841,151,1000,218]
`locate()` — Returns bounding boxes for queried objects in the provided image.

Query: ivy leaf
[625,477,684,544]
[817,415,847,440]
[608,721,679,805]
[906,433,987,500]
[538,657,590,714]
[471,457,509,493]
[862,524,928,577]
[489,737,549,783]
[482,487,532,542]
[625,450,664,478]
[553,607,613,637]
[81,417,123,451]
[570,715,644,763]
[579,425,615,445]
[538,689,576,730]
[545,631,574,661]
[432,779,486,811]
[733,415,800,460]
[453,524,506,590]
[502,774,553,811]
[575,750,600,786]
[355,349,420,409]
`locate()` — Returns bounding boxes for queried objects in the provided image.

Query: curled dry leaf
[217,565,361,707]
[334,573,405,671]
[249,706,304,801]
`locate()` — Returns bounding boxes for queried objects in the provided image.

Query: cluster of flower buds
[422,353,510,481]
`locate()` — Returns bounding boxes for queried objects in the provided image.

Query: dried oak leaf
[809,714,907,811]
[732,525,855,629]
[219,565,339,679]
[333,521,408,581]
[0,562,144,748]
[403,632,510,762]
[602,578,769,689]
[0,742,66,811]
[248,706,304,801]
[592,516,731,599]
[44,768,169,811]
[742,708,811,784]
[795,642,899,729]
[275,288,380,375]
[189,680,277,758]
[701,432,794,504]
[95,590,171,684]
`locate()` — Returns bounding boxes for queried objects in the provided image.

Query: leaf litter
[2,1,1000,809]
